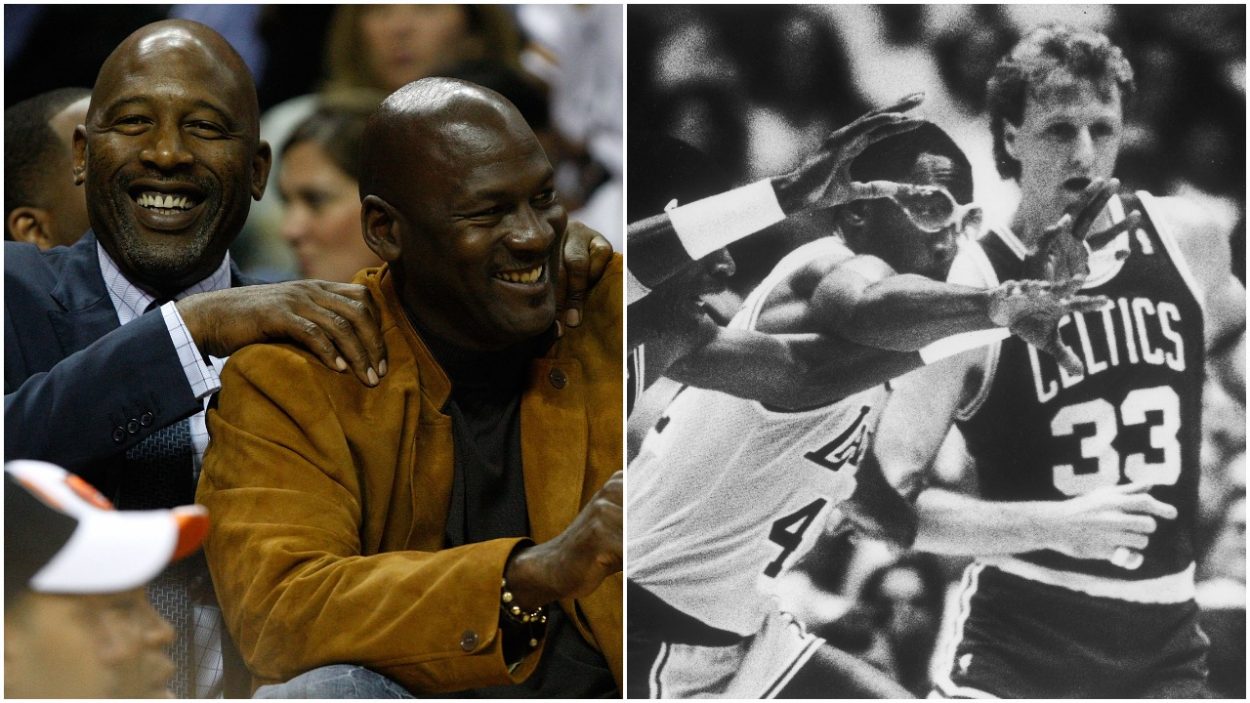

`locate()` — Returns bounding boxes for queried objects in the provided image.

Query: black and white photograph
[625,5,1245,699]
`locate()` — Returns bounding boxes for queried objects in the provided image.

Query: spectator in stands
[1197,493,1246,698]
[4,21,392,696]
[4,460,209,698]
[244,5,521,279]
[824,554,947,696]
[857,554,947,696]
[5,87,91,248]
[323,5,518,97]
[199,77,622,696]
[278,59,560,287]
[278,101,382,283]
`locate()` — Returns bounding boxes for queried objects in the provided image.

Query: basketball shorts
[627,580,823,698]
[932,564,1209,698]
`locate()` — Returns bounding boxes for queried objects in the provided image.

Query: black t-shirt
[416,320,618,698]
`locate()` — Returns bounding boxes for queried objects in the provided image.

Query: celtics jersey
[954,192,1204,588]
[628,237,885,636]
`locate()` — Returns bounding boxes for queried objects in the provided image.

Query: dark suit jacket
[4,231,253,694]
[3,232,253,493]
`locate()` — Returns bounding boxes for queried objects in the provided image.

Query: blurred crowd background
[5,3,623,279]
[629,4,1244,698]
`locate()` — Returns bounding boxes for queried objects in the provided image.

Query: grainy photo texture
[624,5,1245,699]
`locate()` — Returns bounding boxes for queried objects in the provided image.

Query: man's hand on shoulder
[557,221,615,331]
[177,281,387,386]
[504,471,622,610]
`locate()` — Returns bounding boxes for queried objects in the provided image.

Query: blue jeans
[254,665,413,698]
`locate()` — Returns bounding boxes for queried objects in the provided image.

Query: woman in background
[242,5,521,279]
[277,103,380,283]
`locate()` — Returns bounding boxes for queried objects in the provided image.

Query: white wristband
[626,267,652,305]
[666,180,786,261]
[919,328,1011,364]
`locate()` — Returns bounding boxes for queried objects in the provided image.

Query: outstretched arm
[662,251,1103,410]
[667,327,921,411]
[814,256,1105,374]
[628,95,925,301]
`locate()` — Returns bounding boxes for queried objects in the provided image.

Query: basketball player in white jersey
[627,97,1102,417]
[627,122,1115,698]
[868,25,1246,698]
[627,95,926,415]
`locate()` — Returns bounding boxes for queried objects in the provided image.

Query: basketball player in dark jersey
[869,25,1246,698]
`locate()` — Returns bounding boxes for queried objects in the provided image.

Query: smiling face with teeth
[72,22,271,297]
[362,81,567,351]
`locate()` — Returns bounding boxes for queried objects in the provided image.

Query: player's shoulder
[4,238,75,281]
[224,341,330,389]
[945,236,1003,288]
[762,236,858,295]
[1140,191,1234,281]
[1142,192,1231,250]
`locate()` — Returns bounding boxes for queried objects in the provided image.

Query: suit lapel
[47,233,122,357]
[520,358,587,544]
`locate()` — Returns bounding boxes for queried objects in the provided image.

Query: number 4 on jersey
[763,498,827,577]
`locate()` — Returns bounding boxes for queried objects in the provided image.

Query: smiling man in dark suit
[2,20,390,697]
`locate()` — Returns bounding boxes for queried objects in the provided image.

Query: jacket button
[139,412,154,427]
[459,629,478,651]
[111,427,127,444]
[126,419,141,434]
[548,368,567,389]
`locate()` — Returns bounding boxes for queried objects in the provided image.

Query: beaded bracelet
[500,577,547,629]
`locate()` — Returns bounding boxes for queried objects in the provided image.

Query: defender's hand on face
[177,282,387,386]
[556,221,614,330]
[772,93,926,214]
[1026,177,1140,281]
[503,471,622,610]
[988,279,1109,375]
[1046,482,1177,570]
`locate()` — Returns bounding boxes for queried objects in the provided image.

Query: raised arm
[627,95,925,301]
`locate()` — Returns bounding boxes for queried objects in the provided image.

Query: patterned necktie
[123,417,195,697]
[117,300,197,696]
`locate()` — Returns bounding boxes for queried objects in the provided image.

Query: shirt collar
[97,242,233,325]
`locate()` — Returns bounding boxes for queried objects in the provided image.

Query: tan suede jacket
[197,256,622,693]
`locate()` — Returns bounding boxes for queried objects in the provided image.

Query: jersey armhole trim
[1137,190,1207,314]
[955,241,1004,421]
